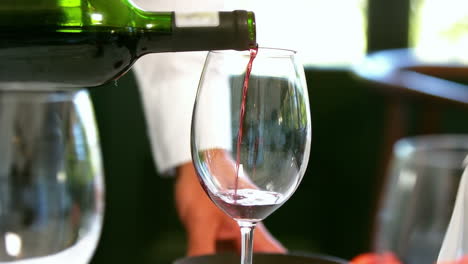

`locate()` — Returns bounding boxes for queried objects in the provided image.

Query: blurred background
[88,0,468,263]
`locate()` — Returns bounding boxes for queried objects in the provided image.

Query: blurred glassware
[0,90,104,264]
[374,134,468,264]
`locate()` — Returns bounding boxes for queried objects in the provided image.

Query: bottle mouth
[246,11,256,48]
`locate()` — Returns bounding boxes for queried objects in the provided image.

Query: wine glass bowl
[191,47,311,264]
[0,90,104,264]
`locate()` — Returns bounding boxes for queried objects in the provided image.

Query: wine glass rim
[210,47,297,57]
[392,134,468,170]
[394,134,468,157]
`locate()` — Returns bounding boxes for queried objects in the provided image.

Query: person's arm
[134,52,287,255]
[133,0,286,257]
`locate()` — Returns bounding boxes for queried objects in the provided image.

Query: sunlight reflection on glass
[90,13,103,24]
[5,232,22,257]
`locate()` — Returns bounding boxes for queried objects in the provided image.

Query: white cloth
[132,0,226,174]
[437,156,468,262]
[133,0,289,175]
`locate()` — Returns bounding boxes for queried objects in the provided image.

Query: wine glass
[0,90,104,264]
[191,47,311,264]
[374,134,468,263]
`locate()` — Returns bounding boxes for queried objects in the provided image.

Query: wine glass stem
[238,221,257,264]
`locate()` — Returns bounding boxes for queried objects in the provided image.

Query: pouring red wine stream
[234,46,258,198]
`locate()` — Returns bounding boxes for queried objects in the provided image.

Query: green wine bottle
[0,0,256,88]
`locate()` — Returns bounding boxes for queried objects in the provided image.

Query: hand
[175,161,286,256]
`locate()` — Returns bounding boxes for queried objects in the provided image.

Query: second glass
[374,134,468,263]
[0,90,104,264]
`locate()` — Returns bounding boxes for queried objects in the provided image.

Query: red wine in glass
[213,189,283,221]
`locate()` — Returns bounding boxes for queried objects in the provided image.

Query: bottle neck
[137,10,257,55]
